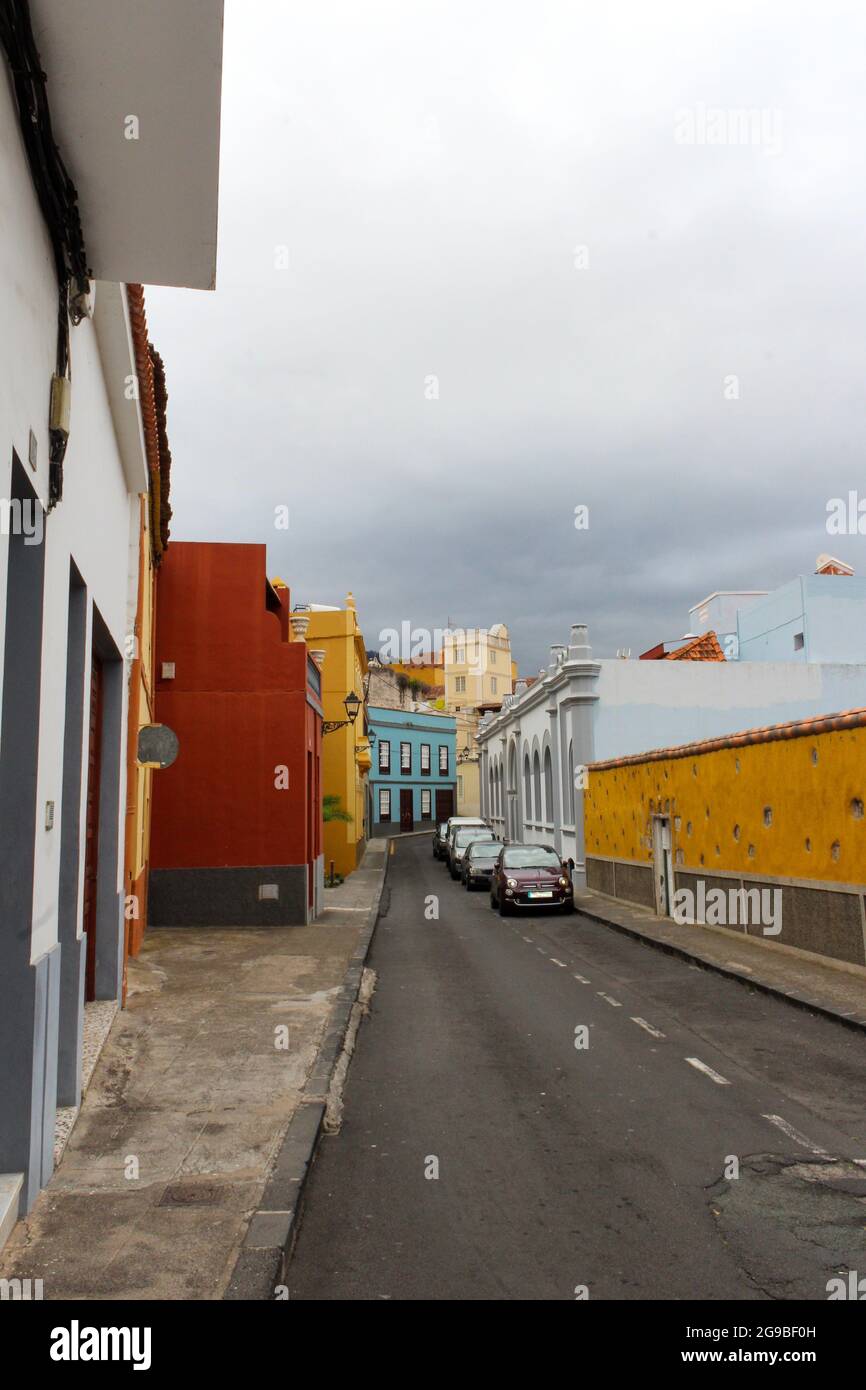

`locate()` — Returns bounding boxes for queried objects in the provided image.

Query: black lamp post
[323,690,362,735]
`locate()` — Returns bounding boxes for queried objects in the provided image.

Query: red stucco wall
[151,542,321,872]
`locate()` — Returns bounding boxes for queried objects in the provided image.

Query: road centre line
[630,1017,665,1039]
[685,1056,730,1085]
[761,1113,830,1156]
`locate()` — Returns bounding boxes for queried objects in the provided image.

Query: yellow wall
[125,495,156,958]
[304,595,369,878]
[391,658,443,688]
[586,723,866,885]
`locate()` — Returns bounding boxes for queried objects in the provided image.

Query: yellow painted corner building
[304,594,370,878]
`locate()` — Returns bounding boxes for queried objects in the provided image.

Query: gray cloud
[147,0,866,672]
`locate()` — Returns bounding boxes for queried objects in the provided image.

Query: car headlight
[507,878,518,889]
[558,876,568,887]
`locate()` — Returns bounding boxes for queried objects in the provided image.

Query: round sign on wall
[137,724,179,769]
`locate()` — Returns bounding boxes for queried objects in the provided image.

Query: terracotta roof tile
[662,630,726,662]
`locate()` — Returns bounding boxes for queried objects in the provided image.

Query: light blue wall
[737,576,866,663]
[593,658,866,763]
[368,706,456,829]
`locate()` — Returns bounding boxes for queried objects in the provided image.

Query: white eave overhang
[92,283,149,496]
[29,0,224,290]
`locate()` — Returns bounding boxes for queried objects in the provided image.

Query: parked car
[449,826,495,879]
[490,844,573,914]
[443,816,488,869]
[461,838,504,889]
[432,822,450,859]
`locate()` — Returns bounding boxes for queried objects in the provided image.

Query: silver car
[443,817,488,870]
[448,826,495,879]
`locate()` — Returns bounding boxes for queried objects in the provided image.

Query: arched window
[532,751,541,824]
[524,752,532,820]
[543,747,553,824]
[567,740,575,823]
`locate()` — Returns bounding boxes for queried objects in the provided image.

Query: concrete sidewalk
[0,845,387,1300]
[574,887,866,1032]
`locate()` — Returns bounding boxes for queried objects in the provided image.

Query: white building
[0,0,223,1229]
[478,624,866,884]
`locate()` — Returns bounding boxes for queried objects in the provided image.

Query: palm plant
[323,795,353,823]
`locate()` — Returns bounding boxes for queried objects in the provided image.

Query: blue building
[368,705,457,834]
[736,573,866,663]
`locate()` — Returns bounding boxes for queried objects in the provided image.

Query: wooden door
[399,789,414,832]
[83,656,103,1001]
[435,788,454,823]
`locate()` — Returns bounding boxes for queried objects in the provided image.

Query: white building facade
[478,624,866,886]
[0,0,223,1223]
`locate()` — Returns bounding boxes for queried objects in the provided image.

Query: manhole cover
[159,1181,224,1207]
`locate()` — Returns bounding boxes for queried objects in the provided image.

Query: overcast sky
[146,0,866,674]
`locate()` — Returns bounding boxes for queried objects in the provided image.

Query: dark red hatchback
[490,844,573,915]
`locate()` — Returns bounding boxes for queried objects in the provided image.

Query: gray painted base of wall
[149,865,311,927]
[0,945,61,1212]
[587,856,655,909]
[57,938,85,1108]
[587,857,866,968]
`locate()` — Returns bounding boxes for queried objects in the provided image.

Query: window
[420,743,431,775]
[455,676,466,693]
[457,775,463,799]
[421,788,432,819]
[794,632,805,651]
[457,647,465,663]
[490,677,498,694]
[400,741,411,774]
[543,746,553,823]
[490,649,497,664]
[439,745,449,774]
[378,739,390,773]
[378,788,391,822]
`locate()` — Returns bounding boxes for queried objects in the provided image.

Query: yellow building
[125,293,169,977]
[443,623,514,815]
[300,594,370,879]
[584,708,866,967]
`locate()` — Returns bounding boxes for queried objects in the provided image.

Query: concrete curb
[224,846,392,1300]
[574,896,866,1037]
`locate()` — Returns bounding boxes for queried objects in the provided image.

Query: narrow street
[288,835,866,1301]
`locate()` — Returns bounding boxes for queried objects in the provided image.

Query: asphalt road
[288,835,866,1300]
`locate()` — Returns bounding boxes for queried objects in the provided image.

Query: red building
[149,542,323,926]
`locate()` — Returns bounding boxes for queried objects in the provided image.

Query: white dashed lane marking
[573,973,590,984]
[761,1113,830,1156]
[630,1017,666,1039]
[597,992,622,1008]
[685,1057,730,1086]
[550,958,567,968]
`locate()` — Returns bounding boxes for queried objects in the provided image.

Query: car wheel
[499,895,510,917]
[490,890,497,909]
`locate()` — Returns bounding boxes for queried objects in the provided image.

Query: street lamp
[323,690,362,735]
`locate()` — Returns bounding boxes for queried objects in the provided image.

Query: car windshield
[449,822,485,839]
[467,842,500,860]
[455,828,491,847]
[437,823,449,835]
[501,847,562,869]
